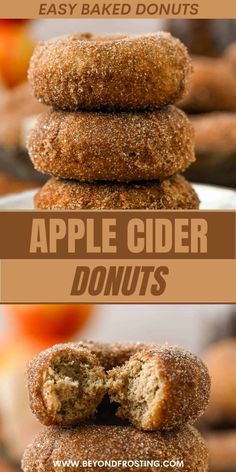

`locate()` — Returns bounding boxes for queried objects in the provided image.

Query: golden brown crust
[180,55,236,112]
[28,107,195,182]
[28,32,192,111]
[22,424,209,472]
[34,175,200,210]
[191,112,236,157]
[108,345,210,431]
[26,344,106,427]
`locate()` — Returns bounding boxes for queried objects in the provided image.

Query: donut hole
[108,356,163,430]
[42,349,106,425]
[128,151,137,158]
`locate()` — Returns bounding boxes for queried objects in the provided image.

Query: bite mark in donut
[108,345,211,431]
[27,344,106,427]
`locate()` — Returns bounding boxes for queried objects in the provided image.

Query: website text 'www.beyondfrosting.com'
[52,459,184,468]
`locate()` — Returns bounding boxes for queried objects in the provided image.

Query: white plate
[0,184,235,209]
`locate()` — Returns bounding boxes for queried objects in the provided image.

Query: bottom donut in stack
[22,342,210,472]
[34,175,199,210]
[22,424,208,472]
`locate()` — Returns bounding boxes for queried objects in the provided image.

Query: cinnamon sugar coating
[26,344,106,427]
[22,424,208,472]
[26,341,150,427]
[34,175,199,210]
[108,345,210,431]
[28,32,192,111]
[28,107,195,182]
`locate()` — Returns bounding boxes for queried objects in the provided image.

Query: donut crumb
[108,355,162,430]
[41,350,106,424]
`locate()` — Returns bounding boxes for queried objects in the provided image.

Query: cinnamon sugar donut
[28,107,195,182]
[22,424,209,472]
[34,175,199,210]
[26,344,106,427]
[28,32,192,111]
[108,345,210,431]
[26,341,152,428]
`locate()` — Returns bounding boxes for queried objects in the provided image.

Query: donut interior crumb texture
[77,340,153,371]
[108,354,162,429]
[108,346,211,431]
[27,346,106,426]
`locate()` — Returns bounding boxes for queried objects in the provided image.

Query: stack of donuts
[27,32,199,210]
[22,341,210,471]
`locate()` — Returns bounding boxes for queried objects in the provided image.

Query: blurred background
[0,304,236,471]
[1,19,236,196]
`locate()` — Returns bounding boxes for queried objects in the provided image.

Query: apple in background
[6,304,93,342]
[0,21,34,88]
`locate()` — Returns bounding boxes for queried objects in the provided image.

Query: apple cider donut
[34,175,200,210]
[26,344,106,427]
[22,424,209,472]
[108,345,210,431]
[28,32,192,111]
[28,107,195,182]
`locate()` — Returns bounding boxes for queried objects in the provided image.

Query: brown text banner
[1,0,236,19]
[0,211,235,303]
[0,211,235,260]
[1,259,236,303]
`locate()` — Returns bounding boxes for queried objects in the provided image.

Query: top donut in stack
[27,32,199,210]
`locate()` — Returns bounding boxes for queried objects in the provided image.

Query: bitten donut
[26,344,106,427]
[28,32,192,111]
[22,424,209,472]
[186,112,236,187]
[28,107,195,182]
[34,175,200,210]
[108,345,210,431]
